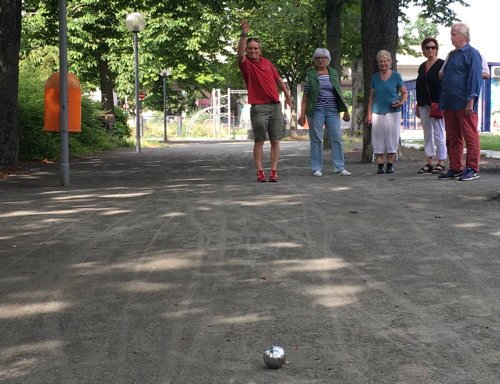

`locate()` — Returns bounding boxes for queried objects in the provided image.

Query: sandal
[432,164,445,174]
[418,164,433,174]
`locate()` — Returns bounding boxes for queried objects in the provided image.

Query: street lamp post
[58,0,70,185]
[160,68,172,142]
[125,12,146,153]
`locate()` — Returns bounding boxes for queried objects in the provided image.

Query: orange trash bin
[44,72,82,133]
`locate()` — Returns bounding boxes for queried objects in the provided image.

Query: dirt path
[1,141,500,383]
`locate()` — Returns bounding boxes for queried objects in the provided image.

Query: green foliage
[17,66,131,161]
[402,0,469,26]
[341,0,363,63]
[246,0,324,84]
[19,0,471,116]
[112,107,131,139]
[356,92,365,103]
[399,15,439,56]
[342,90,353,106]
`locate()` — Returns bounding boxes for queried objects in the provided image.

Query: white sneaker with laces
[336,169,351,176]
[313,170,323,177]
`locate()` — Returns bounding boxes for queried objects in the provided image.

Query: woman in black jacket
[415,37,447,174]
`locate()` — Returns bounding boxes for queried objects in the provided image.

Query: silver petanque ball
[263,345,286,369]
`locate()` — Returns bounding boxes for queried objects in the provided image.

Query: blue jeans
[307,107,345,172]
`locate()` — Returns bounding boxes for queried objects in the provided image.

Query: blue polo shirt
[441,44,483,111]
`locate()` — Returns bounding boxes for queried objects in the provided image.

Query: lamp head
[160,68,172,77]
[126,12,146,32]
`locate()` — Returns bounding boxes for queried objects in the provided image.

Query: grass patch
[480,134,500,151]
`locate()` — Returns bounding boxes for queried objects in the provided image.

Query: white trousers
[419,106,447,161]
[371,112,400,154]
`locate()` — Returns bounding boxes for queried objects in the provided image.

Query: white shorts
[371,112,401,154]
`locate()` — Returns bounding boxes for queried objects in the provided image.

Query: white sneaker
[336,169,351,176]
[313,170,323,177]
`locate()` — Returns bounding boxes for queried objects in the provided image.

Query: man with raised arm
[237,20,293,182]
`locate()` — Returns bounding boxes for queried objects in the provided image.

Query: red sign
[139,91,146,100]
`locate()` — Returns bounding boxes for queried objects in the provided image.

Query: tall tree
[361,0,399,162]
[326,0,342,75]
[0,1,22,168]
[2,0,471,167]
[360,0,468,162]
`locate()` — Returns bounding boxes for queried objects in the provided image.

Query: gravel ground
[1,141,500,384]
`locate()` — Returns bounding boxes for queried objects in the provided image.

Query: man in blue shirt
[439,23,483,181]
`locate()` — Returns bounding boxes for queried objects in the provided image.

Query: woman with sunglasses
[415,37,446,174]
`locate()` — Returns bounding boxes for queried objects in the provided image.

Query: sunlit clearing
[0,301,69,319]
[274,258,348,272]
[453,222,484,229]
[1,340,64,359]
[327,186,352,192]
[162,307,205,319]
[0,210,56,218]
[117,280,175,293]
[8,290,56,300]
[0,276,29,284]
[161,212,187,218]
[71,252,204,275]
[100,209,132,216]
[268,242,302,248]
[231,194,307,207]
[52,194,97,200]
[39,190,153,200]
[247,241,302,250]
[118,257,200,272]
[71,261,100,269]
[100,192,151,198]
[195,207,212,211]
[0,358,38,380]
[305,285,365,308]
[165,184,192,189]
[460,195,488,201]
[0,208,114,217]
[209,313,272,325]
[236,200,302,207]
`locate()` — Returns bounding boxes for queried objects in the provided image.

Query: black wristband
[240,32,248,37]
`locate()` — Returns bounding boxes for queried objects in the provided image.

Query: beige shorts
[250,103,285,141]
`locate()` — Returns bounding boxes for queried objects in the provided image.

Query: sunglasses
[424,46,437,50]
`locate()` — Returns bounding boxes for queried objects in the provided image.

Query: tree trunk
[324,0,342,150]
[326,0,342,75]
[350,56,364,136]
[98,57,115,129]
[361,0,399,163]
[0,1,22,168]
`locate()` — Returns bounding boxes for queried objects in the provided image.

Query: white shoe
[336,169,351,176]
[313,170,323,177]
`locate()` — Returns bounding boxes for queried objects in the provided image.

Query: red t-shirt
[238,56,281,105]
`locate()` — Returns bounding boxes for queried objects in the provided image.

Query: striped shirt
[304,74,338,110]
